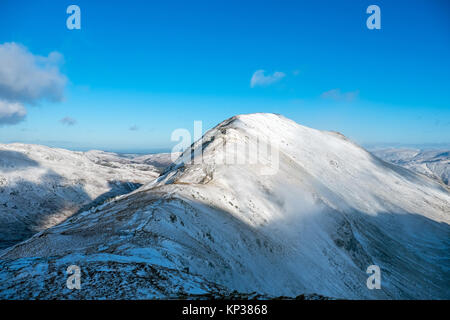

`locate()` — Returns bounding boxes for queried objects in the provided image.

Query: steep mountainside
[0,114,448,299]
[0,144,173,249]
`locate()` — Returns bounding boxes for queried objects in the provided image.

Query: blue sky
[0,0,449,153]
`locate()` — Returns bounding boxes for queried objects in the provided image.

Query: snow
[372,148,450,186]
[0,143,175,249]
[0,113,448,299]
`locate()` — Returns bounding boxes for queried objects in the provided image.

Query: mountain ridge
[0,113,448,299]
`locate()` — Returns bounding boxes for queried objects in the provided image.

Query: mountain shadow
[0,150,144,250]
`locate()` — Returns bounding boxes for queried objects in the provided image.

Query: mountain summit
[1,113,449,299]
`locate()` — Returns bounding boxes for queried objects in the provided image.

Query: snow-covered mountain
[0,143,174,249]
[372,148,449,186]
[0,114,448,299]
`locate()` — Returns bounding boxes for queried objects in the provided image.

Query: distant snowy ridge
[0,143,175,249]
[372,148,449,186]
[0,114,448,299]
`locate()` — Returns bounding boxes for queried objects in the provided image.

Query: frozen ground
[0,114,448,299]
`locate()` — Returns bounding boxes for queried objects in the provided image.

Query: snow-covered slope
[0,144,173,249]
[372,148,449,186]
[0,114,449,299]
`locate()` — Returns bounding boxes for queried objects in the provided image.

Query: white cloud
[250,70,286,88]
[0,99,26,125]
[321,89,359,102]
[60,116,77,126]
[0,42,67,126]
[0,42,67,103]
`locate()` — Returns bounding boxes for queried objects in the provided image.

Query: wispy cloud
[0,100,26,125]
[0,42,67,125]
[129,125,139,131]
[321,89,359,102]
[60,116,77,126]
[250,70,286,88]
